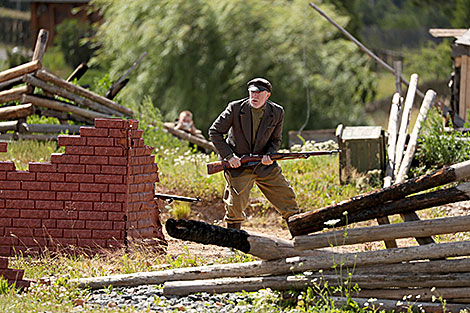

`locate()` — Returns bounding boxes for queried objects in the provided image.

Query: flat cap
[247,77,272,92]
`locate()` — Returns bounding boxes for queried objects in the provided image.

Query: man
[175,110,204,139]
[209,77,299,229]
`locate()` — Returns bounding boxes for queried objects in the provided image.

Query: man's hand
[228,155,241,168]
[261,155,273,165]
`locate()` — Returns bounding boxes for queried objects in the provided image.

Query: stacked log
[0,29,134,141]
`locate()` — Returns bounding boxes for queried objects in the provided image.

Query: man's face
[249,90,270,108]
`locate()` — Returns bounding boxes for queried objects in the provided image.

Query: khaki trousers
[223,166,299,223]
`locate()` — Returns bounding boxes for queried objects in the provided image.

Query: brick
[51,182,79,192]
[36,200,64,210]
[115,194,128,203]
[0,190,27,199]
[57,164,85,173]
[65,146,94,155]
[95,174,123,184]
[94,118,125,129]
[0,247,11,256]
[37,172,65,182]
[0,237,18,246]
[0,180,20,190]
[49,210,77,220]
[65,173,94,183]
[71,192,100,202]
[142,164,157,174]
[108,184,127,193]
[95,147,124,156]
[42,219,57,228]
[80,183,108,193]
[49,237,77,246]
[5,200,35,209]
[12,218,41,228]
[108,212,125,221]
[94,202,122,212]
[86,220,113,230]
[115,138,127,147]
[87,137,115,146]
[0,142,7,153]
[79,211,107,221]
[128,119,139,129]
[0,209,20,218]
[0,161,15,171]
[34,228,63,238]
[101,165,127,175]
[92,230,122,239]
[85,165,101,174]
[108,129,126,138]
[65,201,93,211]
[56,192,72,200]
[129,166,142,175]
[113,221,126,230]
[108,156,127,165]
[28,162,57,172]
[20,209,49,219]
[80,127,108,137]
[0,199,4,208]
[63,229,92,239]
[7,171,36,181]
[76,238,106,248]
[21,237,48,246]
[0,218,11,227]
[28,191,56,200]
[132,138,145,147]
[143,183,154,192]
[56,220,85,229]
[131,173,157,184]
[100,194,115,202]
[57,135,86,147]
[22,181,50,191]
[80,155,108,165]
[0,269,24,280]
[51,153,80,164]
[0,172,4,180]
[0,257,8,269]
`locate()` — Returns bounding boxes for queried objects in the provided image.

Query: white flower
[368,298,377,302]
[396,301,403,306]
[324,219,341,226]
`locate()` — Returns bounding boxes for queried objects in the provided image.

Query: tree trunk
[35,69,134,117]
[287,160,470,236]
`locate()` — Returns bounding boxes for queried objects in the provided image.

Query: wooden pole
[0,61,41,84]
[66,62,88,82]
[0,76,23,91]
[23,74,122,116]
[163,122,216,152]
[75,240,470,289]
[19,123,81,134]
[383,93,402,187]
[287,159,470,236]
[0,85,33,104]
[35,107,94,125]
[352,287,470,302]
[32,29,48,63]
[165,219,331,261]
[21,94,112,120]
[394,74,418,177]
[0,103,34,120]
[162,273,470,296]
[294,213,470,250]
[35,69,134,117]
[0,121,19,132]
[394,60,403,96]
[396,90,436,182]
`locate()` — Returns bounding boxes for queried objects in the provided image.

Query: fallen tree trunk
[287,160,470,236]
[165,219,331,260]
[23,75,122,116]
[0,103,34,120]
[0,85,33,104]
[163,122,216,152]
[162,273,470,296]
[18,123,81,134]
[22,94,112,120]
[0,61,41,84]
[76,240,470,289]
[293,213,470,250]
[35,69,134,117]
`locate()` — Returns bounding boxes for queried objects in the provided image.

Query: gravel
[85,284,281,312]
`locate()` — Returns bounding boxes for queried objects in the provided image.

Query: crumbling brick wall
[0,256,30,288]
[0,118,164,256]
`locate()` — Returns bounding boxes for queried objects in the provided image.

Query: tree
[90,0,375,140]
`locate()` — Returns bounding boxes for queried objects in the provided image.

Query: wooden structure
[430,28,470,122]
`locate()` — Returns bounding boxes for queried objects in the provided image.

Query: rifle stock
[206,150,340,175]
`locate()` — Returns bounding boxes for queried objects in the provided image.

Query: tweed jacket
[208,98,285,177]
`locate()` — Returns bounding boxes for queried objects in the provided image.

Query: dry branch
[293,213,470,250]
[35,69,134,117]
[0,61,41,84]
[287,160,470,236]
[21,94,112,120]
[0,103,34,120]
[0,85,32,104]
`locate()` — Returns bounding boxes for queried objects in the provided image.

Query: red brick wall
[0,256,30,288]
[0,118,164,256]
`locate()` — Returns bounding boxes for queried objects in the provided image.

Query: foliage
[90,0,375,141]
[452,0,470,28]
[404,41,452,81]
[53,18,95,68]
[414,108,470,173]
[5,46,29,68]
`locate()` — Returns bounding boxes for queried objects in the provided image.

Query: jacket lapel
[239,100,252,151]
[254,101,274,152]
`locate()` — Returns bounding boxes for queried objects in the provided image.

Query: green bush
[54,18,95,67]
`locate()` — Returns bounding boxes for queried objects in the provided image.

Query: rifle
[206,150,340,175]
[154,193,201,203]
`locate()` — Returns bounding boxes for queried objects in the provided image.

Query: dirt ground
[160,197,470,263]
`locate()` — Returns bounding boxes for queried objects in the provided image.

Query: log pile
[0,29,134,141]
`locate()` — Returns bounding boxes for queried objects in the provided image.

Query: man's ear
[266,92,271,99]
